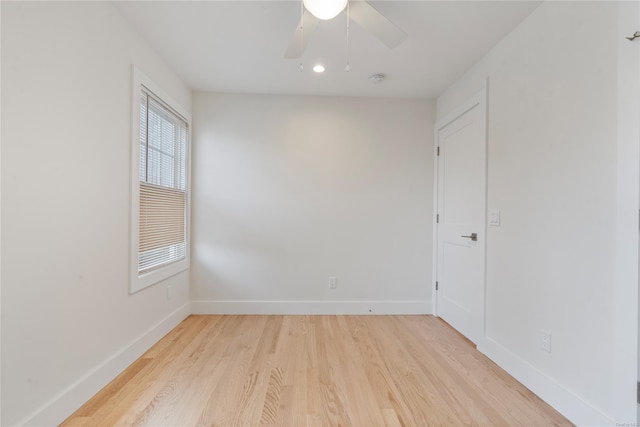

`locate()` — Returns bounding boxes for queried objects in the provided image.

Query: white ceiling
[114,1,541,99]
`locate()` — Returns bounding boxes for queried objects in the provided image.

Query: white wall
[1,3,4,423]
[615,2,640,425]
[1,2,192,425]
[437,1,638,425]
[191,94,433,314]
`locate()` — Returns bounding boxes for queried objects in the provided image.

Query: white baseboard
[478,336,614,427]
[19,303,191,427]
[191,299,432,315]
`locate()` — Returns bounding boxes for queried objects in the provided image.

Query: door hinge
[436,214,440,223]
[437,146,440,156]
[637,381,640,404]
[436,281,439,291]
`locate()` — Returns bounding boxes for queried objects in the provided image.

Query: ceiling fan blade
[348,1,407,49]
[284,10,320,59]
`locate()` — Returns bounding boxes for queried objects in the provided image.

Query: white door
[434,90,487,344]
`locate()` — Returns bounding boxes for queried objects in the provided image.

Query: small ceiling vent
[369,73,386,84]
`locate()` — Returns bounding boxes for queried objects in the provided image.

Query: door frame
[432,85,488,343]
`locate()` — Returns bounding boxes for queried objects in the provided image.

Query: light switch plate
[489,210,501,226]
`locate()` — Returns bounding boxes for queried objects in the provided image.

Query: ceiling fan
[284,0,408,59]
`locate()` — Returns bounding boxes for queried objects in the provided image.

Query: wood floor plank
[64,315,214,426]
[124,315,230,426]
[61,315,573,427]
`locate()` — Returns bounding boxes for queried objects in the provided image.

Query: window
[131,67,190,293]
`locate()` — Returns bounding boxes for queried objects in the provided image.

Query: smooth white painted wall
[437,1,637,424]
[0,3,3,423]
[615,2,640,424]
[2,2,191,425]
[191,94,433,313]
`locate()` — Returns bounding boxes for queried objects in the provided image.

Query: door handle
[461,232,477,241]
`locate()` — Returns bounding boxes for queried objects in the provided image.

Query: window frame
[130,66,191,294]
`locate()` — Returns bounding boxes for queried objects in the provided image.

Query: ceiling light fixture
[303,0,348,20]
[313,64,325,73]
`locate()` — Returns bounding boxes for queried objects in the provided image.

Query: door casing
[432,86,488,344]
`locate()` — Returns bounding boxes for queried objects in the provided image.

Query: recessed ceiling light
[313,65,325,73]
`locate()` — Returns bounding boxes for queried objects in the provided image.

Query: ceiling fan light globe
[303,0,348,20]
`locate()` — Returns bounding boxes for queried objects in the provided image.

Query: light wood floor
[61,315,572,426]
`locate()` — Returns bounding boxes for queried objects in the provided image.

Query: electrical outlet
[329,276,337,289]
[166,285,174,300]
[540,330,551,353]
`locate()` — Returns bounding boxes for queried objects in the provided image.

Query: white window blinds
[138,87,188,275]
